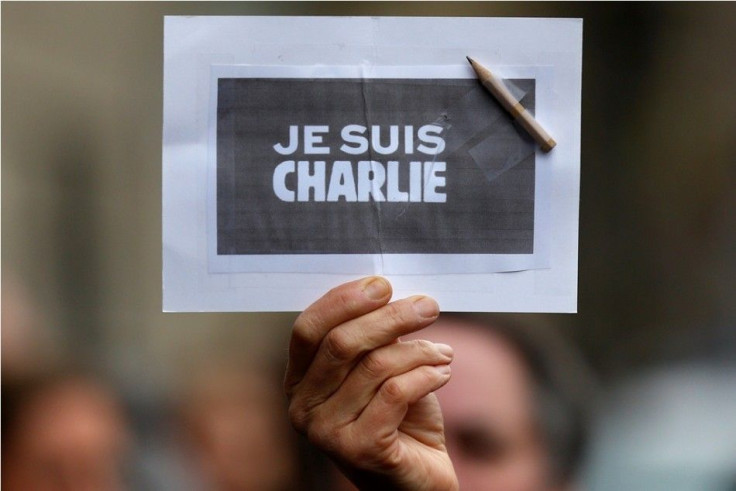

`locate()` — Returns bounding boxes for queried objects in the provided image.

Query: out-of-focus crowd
[6,275,736,491]
[3,276,317,491]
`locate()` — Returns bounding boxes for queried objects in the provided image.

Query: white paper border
[163,16,582,312]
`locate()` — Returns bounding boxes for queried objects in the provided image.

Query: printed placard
[163,16,582,312]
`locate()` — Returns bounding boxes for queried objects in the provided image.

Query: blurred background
[3,2,736,490]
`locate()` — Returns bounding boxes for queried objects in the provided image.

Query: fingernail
[363,277,390,300]
[413,296,439,318]
[435,343,454,358]
[435,364,451,376]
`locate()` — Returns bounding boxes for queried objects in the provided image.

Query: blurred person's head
[2,372,133,491]
[422,314,593,491]
[177,361,298,491]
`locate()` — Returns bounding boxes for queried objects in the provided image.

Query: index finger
[285,276,392,392]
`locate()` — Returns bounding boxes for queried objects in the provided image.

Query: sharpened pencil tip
[466,56,474,65]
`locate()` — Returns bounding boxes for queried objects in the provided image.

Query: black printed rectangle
[216,77,535,254]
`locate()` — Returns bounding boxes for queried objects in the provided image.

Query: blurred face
[2,379,131,491]
[183,368,297,491]
[420,319,559,491]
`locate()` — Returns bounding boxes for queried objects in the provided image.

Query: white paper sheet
[163,16,582,312]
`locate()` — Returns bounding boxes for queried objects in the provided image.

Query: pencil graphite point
[466,56,556,152]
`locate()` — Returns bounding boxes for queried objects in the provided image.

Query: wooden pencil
[467,56,556,152]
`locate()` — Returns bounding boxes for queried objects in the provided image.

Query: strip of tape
[439,78,535,182]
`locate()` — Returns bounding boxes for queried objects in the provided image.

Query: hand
[284,277,458,490]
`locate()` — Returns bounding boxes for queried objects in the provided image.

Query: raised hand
[284,277,458,490]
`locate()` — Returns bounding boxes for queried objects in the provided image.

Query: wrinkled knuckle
[380,377,406,403]
[360,351,389,379]
[320,284,360,316]
[335,428,365,463]
[381,446,404,471]
[288,401,309,433]
[333,286,360,311]
[292,313,320,347]
[384,301,410,327]
[415,339,436,357]
[292,309,312,332]
[322,329,357,363]
[422,365,443,386]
